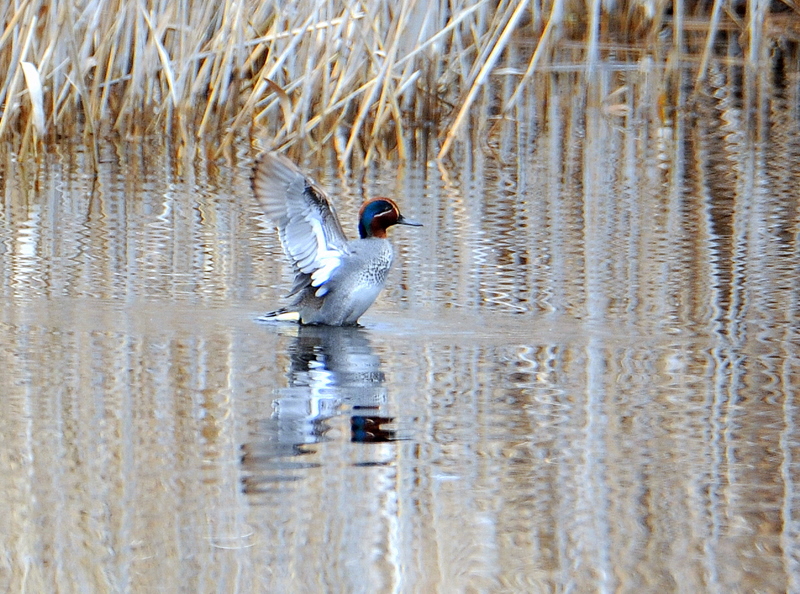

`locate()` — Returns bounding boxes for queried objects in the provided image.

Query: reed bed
[1,0,798,162]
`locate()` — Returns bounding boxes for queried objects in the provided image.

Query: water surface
[1,62,799,593]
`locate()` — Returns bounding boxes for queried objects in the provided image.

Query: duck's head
[358,198,422,239]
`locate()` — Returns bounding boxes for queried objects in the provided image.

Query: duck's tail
[256,307,300,323]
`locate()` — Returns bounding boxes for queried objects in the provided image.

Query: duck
[252,152,422,326]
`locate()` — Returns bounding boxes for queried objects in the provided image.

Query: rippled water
[2,62,800,593]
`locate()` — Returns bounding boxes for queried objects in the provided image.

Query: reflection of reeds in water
[1,8,799,591]
[2,1,798,160]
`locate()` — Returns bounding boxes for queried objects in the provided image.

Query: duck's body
[272,237,393,326]
[252,153,421,326]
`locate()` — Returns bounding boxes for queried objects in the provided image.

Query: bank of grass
[1,0,798,161]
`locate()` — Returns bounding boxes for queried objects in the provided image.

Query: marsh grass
[1,0,798,162]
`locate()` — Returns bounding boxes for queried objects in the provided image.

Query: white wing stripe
[304,218,342,287]
[311,256,340,287]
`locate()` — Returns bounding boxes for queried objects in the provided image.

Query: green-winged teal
[252,153,421,326]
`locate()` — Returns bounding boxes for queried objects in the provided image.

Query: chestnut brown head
[358,198,422,239]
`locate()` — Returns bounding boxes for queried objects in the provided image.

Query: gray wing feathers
[252,153,350,295]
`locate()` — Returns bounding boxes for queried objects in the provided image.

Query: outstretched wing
[252,152,350,296]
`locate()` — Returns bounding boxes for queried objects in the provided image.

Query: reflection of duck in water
[276,325,388,423]
[242,326,398,494]
[252,153,421,326]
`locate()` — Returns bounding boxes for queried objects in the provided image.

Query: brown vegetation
[0,0,797,161]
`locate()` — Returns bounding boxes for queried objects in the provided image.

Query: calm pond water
[1,63,799,593]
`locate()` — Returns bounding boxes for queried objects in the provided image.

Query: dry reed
[0,0,797,162]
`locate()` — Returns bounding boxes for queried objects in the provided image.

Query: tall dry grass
[1,0,798,161]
